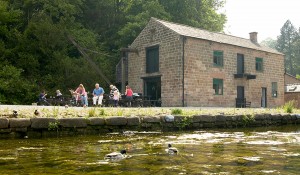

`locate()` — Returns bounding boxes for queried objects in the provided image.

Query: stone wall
[183,38,284,107]
[285,73,300,85]
[128,18,183,107]
[285,92,300,108]
[0,114,299,138]
[128,18,284,107]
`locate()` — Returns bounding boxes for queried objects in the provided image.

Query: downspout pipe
[182,36,186,107]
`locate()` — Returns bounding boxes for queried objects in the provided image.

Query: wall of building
[128,19,284,107]
[285,92,300,108]
[128,19,183,107]
[285,74,300,85]
[184,38,285,107]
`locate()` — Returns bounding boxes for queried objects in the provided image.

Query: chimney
[249,32,258,43]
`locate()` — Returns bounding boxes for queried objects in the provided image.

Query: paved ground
[0,104,234,109]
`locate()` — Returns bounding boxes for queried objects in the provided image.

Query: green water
[0,126,300,175]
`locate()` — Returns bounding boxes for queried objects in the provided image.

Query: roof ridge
[152,17,252,42]
[150,17,283,55]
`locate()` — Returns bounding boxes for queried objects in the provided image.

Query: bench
[236,98,251,108]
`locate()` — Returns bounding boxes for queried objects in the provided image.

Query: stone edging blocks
[0,114,299,138]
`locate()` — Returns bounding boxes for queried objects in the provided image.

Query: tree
[260,37,277,49]
[276,20,298,75]
[117,0,226,48]
[0,64,36,104]
[159,0,226,32]
[0,0,227,104]
[117,0,171,47]
[293,28,300,74]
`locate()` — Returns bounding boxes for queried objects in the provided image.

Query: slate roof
[153,18,283,55]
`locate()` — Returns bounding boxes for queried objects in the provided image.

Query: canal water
[0,125,300,175]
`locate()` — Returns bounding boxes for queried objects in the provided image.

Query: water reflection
[0,125,300,174]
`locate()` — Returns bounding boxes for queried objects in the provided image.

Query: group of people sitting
[39,83,133,107]
[71,83,134,107]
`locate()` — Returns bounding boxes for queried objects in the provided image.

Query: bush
[88,108,97,117]
[99,109,105,116]
[283,100,296,113]
[171,108,183,115]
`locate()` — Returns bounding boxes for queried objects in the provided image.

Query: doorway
[261,87,267,108]
[143,77,161,106]
[236,86,245,107]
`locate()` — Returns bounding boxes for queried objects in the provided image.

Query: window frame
[272,82,278,98]
[213,51,224,67]
[255,57,263,72]
[213,78,223,95]
[146,45,159,73]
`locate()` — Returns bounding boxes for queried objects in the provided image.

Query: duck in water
[166,144,178,155]
[104,150,127,160]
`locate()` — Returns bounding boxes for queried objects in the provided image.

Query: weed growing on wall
[175,116,192,130]
[242,114,255,127]
[48,121,60,131]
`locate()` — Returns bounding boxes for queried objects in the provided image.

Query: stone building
[127,18,284,107]
[284,73,300,107]
[285,83,300,108]
[284,73,300,85]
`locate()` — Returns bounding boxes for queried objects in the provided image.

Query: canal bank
[1,113,300,138]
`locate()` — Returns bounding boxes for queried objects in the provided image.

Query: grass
[88,108,97,117]
[0,106,299,118]
[283,100,296,113]
[171,108,183,115]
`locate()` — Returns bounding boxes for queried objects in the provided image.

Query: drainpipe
[182,36,186,107]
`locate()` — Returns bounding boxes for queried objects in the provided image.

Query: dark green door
[236,86,245,107]
[261,87,267,108]
[144,77,161,106]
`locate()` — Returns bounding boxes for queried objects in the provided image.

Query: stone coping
[0,114,299,138]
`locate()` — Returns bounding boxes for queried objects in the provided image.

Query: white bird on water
[166,144,178,155]
[104,150,127,160]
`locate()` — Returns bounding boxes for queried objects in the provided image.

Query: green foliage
[260,38,277,49]
[0,64,36,104]
[283,100,296,113]
[88,108,97,117]
[276,20,299,76]
[171,108,183,115]
[52,107,59,118]
[241,114,255,127]
[175,116,192,130]
[116,110,124,116]
[48,121,60,131]
[160,0,226,32]
[99,109,106,116]
[0,0,227,104]
[117,0,171,47]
